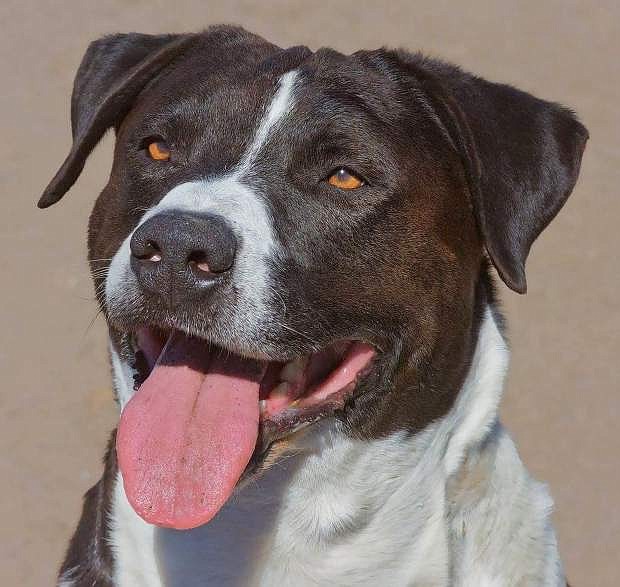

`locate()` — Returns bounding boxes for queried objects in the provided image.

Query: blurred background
[1,1,618,585]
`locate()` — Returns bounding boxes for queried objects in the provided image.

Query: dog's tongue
[117,332,264,530]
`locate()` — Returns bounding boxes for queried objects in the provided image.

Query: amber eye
[327,168,364,190]
[146,140,170,161]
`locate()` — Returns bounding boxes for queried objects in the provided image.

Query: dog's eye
[146,140,171,161]
[327,168,364,190]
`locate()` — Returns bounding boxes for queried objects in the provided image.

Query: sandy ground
[1,1,618,585]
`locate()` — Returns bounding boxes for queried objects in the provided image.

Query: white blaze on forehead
[237,70,298,173]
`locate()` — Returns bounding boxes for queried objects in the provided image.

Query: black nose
[130,212,237,305]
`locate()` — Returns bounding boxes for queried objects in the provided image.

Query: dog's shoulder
[58,431,118,587]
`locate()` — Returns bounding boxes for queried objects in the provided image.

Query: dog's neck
[104,308,564,587]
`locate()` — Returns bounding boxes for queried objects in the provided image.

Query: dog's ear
[398,53,588,293]
[38,33,195,208]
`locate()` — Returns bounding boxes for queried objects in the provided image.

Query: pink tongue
[117,332,264,530]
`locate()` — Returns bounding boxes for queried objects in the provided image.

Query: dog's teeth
[280,357,307,384]
[259,399,267,413]
[271,382,292,397]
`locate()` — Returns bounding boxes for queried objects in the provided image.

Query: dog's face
[41,26,587,529]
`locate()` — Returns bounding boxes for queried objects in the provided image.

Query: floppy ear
[399,53,588,293]
[39,33,195,208]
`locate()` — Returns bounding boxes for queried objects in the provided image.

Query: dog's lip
[129,326,377,441]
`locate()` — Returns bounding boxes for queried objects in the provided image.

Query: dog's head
[41,26,587,530]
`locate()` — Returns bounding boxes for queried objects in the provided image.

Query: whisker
[80,307,105,343]
[279,322,320,348]
[93,282,108,298]
[268,286,287,318]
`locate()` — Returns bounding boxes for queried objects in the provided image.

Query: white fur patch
[107,308,564,586]
[105,238,132,327]
[110,474,162,587]
[109,340,136,409]
[443,307,509,476]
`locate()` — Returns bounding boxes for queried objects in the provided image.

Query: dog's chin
[124,323,378,481]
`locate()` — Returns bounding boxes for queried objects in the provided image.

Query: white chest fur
[109,310,565,586]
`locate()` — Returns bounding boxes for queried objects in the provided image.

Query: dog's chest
[110,431,451,587]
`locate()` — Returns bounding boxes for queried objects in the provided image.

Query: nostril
[187,250,211,275]
[144,241,162,263]
[135,239,162,263]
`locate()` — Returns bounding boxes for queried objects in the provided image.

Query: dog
[41,26,587,586]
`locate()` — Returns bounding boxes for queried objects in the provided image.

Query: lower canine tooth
[271,382,292,397]
[280,357,307,384]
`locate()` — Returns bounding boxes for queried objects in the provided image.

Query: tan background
[1,1,618,585]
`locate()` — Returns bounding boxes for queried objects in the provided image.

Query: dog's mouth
[116,327,376,530]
